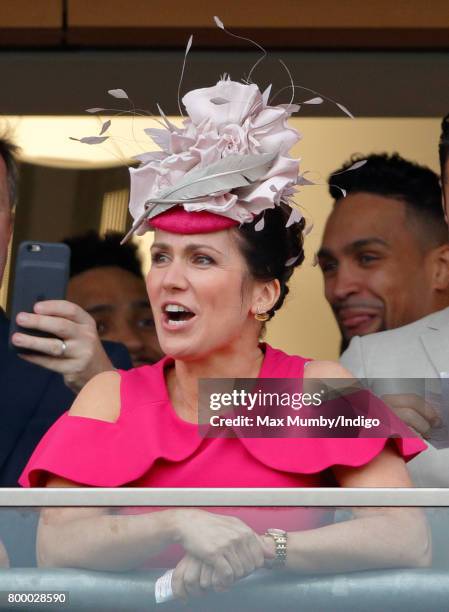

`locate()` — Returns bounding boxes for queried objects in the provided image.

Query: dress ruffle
[19,345,426,488]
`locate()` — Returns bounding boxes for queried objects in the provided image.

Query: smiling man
[322,147,449,487]
[318,153,449,352]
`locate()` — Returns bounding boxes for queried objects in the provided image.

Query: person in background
[336,138,449,486]
[64,231,163,367]
[0,135,131,566]
[318,153,449,353]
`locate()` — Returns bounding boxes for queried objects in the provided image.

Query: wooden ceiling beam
[66,0,449,48]
[0,0,62,46]
[1,1,449,49]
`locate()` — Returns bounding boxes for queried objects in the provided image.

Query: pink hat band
[148,207,239,234]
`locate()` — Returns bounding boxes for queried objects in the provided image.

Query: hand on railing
[159,509,275,601]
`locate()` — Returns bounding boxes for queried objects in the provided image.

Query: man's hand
[11,300,115,393]
[382,393,442,438]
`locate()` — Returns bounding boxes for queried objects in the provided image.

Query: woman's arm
[171,447,430,598]
[273,359,431,573]
[38,372,177,570]
[273,443,431,573]
[37,373,268,575]
[37,477,179,570]
[0,539,9,568]
[175,444,430,597]
[38,486,268,575]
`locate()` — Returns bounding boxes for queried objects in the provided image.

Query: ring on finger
[59,340,67,357]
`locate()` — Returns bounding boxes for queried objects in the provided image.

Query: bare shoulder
[304,359,355,380]
[68,370,121,423]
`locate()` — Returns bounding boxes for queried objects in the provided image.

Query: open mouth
[163,304,196,327]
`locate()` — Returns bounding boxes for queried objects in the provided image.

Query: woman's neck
[166,340,265,423]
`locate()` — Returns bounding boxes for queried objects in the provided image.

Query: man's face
[0,156,12,288]
[318,192,437,343]
[67,266,163,366]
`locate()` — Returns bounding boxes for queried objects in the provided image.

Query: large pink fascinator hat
[76,17,357,239]
[128,69,303,237]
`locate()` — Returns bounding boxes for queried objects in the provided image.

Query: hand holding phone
[9,242,114,392]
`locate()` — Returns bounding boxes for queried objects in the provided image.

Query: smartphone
[9,241,70,352]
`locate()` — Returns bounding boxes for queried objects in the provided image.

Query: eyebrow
[86,300,151,315]
[151,242,223,255]
[317,238,390,259]
[86,304,114,315]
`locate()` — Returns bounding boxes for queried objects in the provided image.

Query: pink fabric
[148,207,238,234]
[20,343,426,488]
[19,344,426,567]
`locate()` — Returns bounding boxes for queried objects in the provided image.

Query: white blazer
[340,307,449,487]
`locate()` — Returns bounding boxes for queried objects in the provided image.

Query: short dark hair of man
[328,152,446,250]
[63,231,143,279]
[0,135,19,208]
[439,113,449,180]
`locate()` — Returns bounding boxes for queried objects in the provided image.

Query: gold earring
[254,309,269,322]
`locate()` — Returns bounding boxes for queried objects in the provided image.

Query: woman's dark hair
[235,203,305,319]
[440,113,449,180]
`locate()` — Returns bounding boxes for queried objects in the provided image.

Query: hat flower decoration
[74,17,362,241]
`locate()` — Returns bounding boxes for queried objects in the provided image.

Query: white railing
[1,488,449,506]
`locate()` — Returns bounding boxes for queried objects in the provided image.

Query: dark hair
[439,113,449,179]
[235,204,305,319]
[0,135,19,208]
[63,230,143,279]
[328,153,446,248]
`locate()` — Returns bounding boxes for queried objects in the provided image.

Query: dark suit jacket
[0,309,132,566]
[0,308,132,487]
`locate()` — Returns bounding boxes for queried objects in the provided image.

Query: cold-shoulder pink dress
[19,344,426,567]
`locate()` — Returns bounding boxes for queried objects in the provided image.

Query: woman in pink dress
[20,70,429,600]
